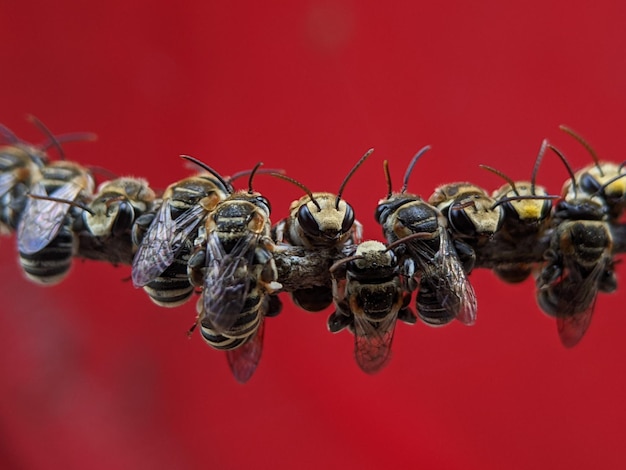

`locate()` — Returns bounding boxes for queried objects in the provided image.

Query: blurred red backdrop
[1,1,626,469]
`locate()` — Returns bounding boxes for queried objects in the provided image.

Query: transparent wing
[226,318,264,384]
[203,232,257,334]
[352,311,397,374]
[131,202,205,287]
[17,182,79,254]
[0,171,17,199]
[555,262,604,348]
[415,227,477,326]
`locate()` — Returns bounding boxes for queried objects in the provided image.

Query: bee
[327,238,417,374]
[535,144,621,347]
[131,155,233,307]
[83,177,156,238]
[559,125,626,220]
[0,117,95,233]
[375,146,477,326]
[480,139,558,283]
[16,160,95,284]
[188,163,282,383]
[272,148,373,312]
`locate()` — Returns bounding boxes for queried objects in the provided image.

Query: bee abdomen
[416,280,458,325]
[18,225,75,285]
[143,253,194,307]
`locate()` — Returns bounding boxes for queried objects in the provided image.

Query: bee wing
[131,202,205,287]
[0,171,18,199]
[226,318,264,384]
[555,263,604,348]
[203,232,256,333]
[17,182,79,254]
[425,227,477,326]
[352,311,397,374]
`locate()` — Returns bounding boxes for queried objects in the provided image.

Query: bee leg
[272,219,287,243]
[187,247,206,287]
[265,294,283,317]
[453,239,476,274]
[131,212,155,247]
[599,267,617,293]
[327,307,352,333]
[398,306,417,325]
[537,249,562,288]
[402,259,418,292]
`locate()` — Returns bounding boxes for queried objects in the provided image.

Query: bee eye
[341,203,355,233]
[580,173,602,194]
[448,204,477,236]
[297,205,322,237]
[374,203,388,224]
[256,196,271,213]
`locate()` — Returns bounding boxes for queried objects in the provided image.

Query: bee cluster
[2,117,626,382]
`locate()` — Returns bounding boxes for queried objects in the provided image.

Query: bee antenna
[28,193,96,216]
[0,124,19,143]
[228,167,285,183]
[269,173,321,211]
[50,132,98,146]
[330,254,363,273]
[548,144,578,197]
[248,162,263,194]
[27,115,65,160]
[490,194,559,210]
[87,165,119,181]
[401,145,431,194]
[479,164,519,197]
[530,139,548,194]
[383,160,393,199]
[335,148,374,210]
[179,155,232,193]
[559,124,603,177]
[385,232,434,252]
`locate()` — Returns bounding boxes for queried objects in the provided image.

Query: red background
[1,1,626,469]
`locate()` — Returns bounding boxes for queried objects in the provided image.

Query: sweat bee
[0,117,95,233]
[272,148,373,312]
[480,139,559,283]
[16,160,95,284]
[131,156,233,307]
[188,163,282,383]
[535,144,621,347]
[559,125,626,221]
[375,146,477,326]
[327,238,417,374]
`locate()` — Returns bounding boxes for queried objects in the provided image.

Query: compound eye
[448,204,477,236]
[580,173,602,194]
[297,204,322,237]
[341,204,355,234]
[256,195,271,213]
[374,203,388,224]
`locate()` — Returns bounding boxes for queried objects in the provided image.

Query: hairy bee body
[271,149,372,313]
[328,240,414,374]
[376,193,476,326]
[16,161,94,284]
[273,192,362,312]
[190,189,282,383]
[131,173,231,307]
[535,144,617,347]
